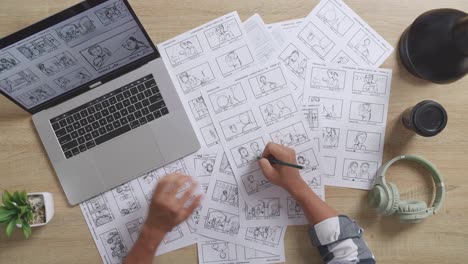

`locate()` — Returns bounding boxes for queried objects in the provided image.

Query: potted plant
[0,191,54,238]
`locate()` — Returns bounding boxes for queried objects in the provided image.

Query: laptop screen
[0,0,157,112]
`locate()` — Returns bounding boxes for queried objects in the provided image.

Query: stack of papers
[80,0,393,263]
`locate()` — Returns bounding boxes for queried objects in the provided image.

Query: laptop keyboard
[50,74,169,159]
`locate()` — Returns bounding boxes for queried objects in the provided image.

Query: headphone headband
[376,155,445,214]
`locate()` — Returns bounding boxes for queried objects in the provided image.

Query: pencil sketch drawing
[348,29,386,65]
[219,110,259,141]
[208,83,247,114]
[216,45,254,76]
[219,152,234,176]
[187,206,201,233]
[298,22,335,58]
[230,138,265,168]
[349,101,384,123]
[0,69,39,93]
[343,159,378,180]
[17,34,61,60]
[126,217,144,242]
[204,209,240,235]
[99,229,128,264]
[177,62,215,94]
[111,183,141,216]
[204,19,242,48]
[0,52,20,74]
[165,36,203,66]
[317,1,354,36]
[241,170,272,195]
[278,44,308,79]
[260,95,297,124]
[310,67,346,90]
[200,123,220,147]
[287,197,304,217]
[212,180,238,207]
[303,107,319,129]
[54,67,92,91]
[331,50,358,66]
[85,195,114,227]
[296,148,319,171]
[248,67,287,98]
[346,130,381,153]
[323,156,337,176]
[163,225,184,244]
[245,226,282,246]
[322,127,340,148]
[201,240,237,262]
[194,154,216,177]
[188,96,209,121]
[137,171,162,202]
[245,198,280,220]
[271,122,309,147]
[352,72,388,95]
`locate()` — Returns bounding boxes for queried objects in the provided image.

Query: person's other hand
[145,173,202,234]
[257,142,305,192]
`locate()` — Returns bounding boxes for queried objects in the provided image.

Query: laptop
[0,0,200,205]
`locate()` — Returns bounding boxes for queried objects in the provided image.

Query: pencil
[256,156,304,170]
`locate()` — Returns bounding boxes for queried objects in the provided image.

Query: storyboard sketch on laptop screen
[0,0,156,109]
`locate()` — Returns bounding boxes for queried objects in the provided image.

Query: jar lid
[412,100,448,137]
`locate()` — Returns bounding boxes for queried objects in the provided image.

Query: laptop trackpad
[93,127,164,187]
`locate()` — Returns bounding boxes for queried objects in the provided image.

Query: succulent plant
[0,191,33,238]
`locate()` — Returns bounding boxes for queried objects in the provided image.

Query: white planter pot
[27,192,54,227]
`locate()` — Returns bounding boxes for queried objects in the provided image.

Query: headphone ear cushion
[398,200,428,213]
[387,183,400,215]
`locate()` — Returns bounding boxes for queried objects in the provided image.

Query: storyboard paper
[243,14,280,66]
[303,62,392,189]
[80,159,201,264]
[276,0,393,98]
[197,149,287,255]
[197,235,285,264]
[199,61,324,228]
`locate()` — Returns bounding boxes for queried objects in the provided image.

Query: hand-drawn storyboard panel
[274,0,393,101]
[304,62,392,190]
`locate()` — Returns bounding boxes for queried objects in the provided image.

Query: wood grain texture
[1,0,467,263]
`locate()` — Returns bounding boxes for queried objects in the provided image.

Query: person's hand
[257,142,306,192]
[145,173,202,235]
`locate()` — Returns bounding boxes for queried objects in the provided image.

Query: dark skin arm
[124,173,202,264]
[258,142,337,225]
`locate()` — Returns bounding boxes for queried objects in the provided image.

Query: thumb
[258,158,276,180]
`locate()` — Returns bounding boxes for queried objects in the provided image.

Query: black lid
[412,100,448,137]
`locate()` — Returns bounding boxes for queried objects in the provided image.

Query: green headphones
[368,155,446,223]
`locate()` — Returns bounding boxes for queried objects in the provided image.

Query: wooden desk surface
[1,0,467,263]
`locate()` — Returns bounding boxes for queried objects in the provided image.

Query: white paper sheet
[197,235,285,264]
[198,61,323,229]
[275,0,393,98]
[243,14,280,65]
[196,149,288,254]
[79,159,200,264]
[303,62,392,189]
[266,18,305,48]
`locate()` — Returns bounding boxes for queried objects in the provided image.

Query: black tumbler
[401,100,448,137]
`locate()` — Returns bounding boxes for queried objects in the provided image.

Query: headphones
[368,155,446,223]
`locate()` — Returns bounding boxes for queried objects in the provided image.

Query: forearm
[286,180,338,225]
[125,224,165,264]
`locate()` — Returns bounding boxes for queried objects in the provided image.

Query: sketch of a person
[33,88,50,100]
[347,161,359,178]
[238,147,252,164]
[239,112,256,132]
[250,142,263,157]
[363,74,377,92]
[0,57,17,72]
[319,8,340,29]
[297,59,307,77]
[38,63,54,75]
[211,243,227,259]
[284,50,299,68]
[356,38,370,58]
[322,105,336,118]
[88,45,112,69]
[220,190,228,202]
[258,76,277,92]
[215,24,233,42]
[193,97,208,117]
[18,46,35,59]
[225,51,241,69]
[58,24,80,42]
[306,32,331,54]
[323,127,338,147]
[59,55,74,67]
[0,79,14,93]
[323,70,339,88]
[246,175,259,192]
[263,104,277,122]
[142,174,155,185]
[277,100,292,116]
[353,132,367,150]
[179,41,198,58]
[75,71,91,80]
[122,36,148,54]
[179,72,202,89]
[297,155,310,167]
[359,162,371,179]
[56,77,70,88]
[202,160,214,174]
[358,103,372,121]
